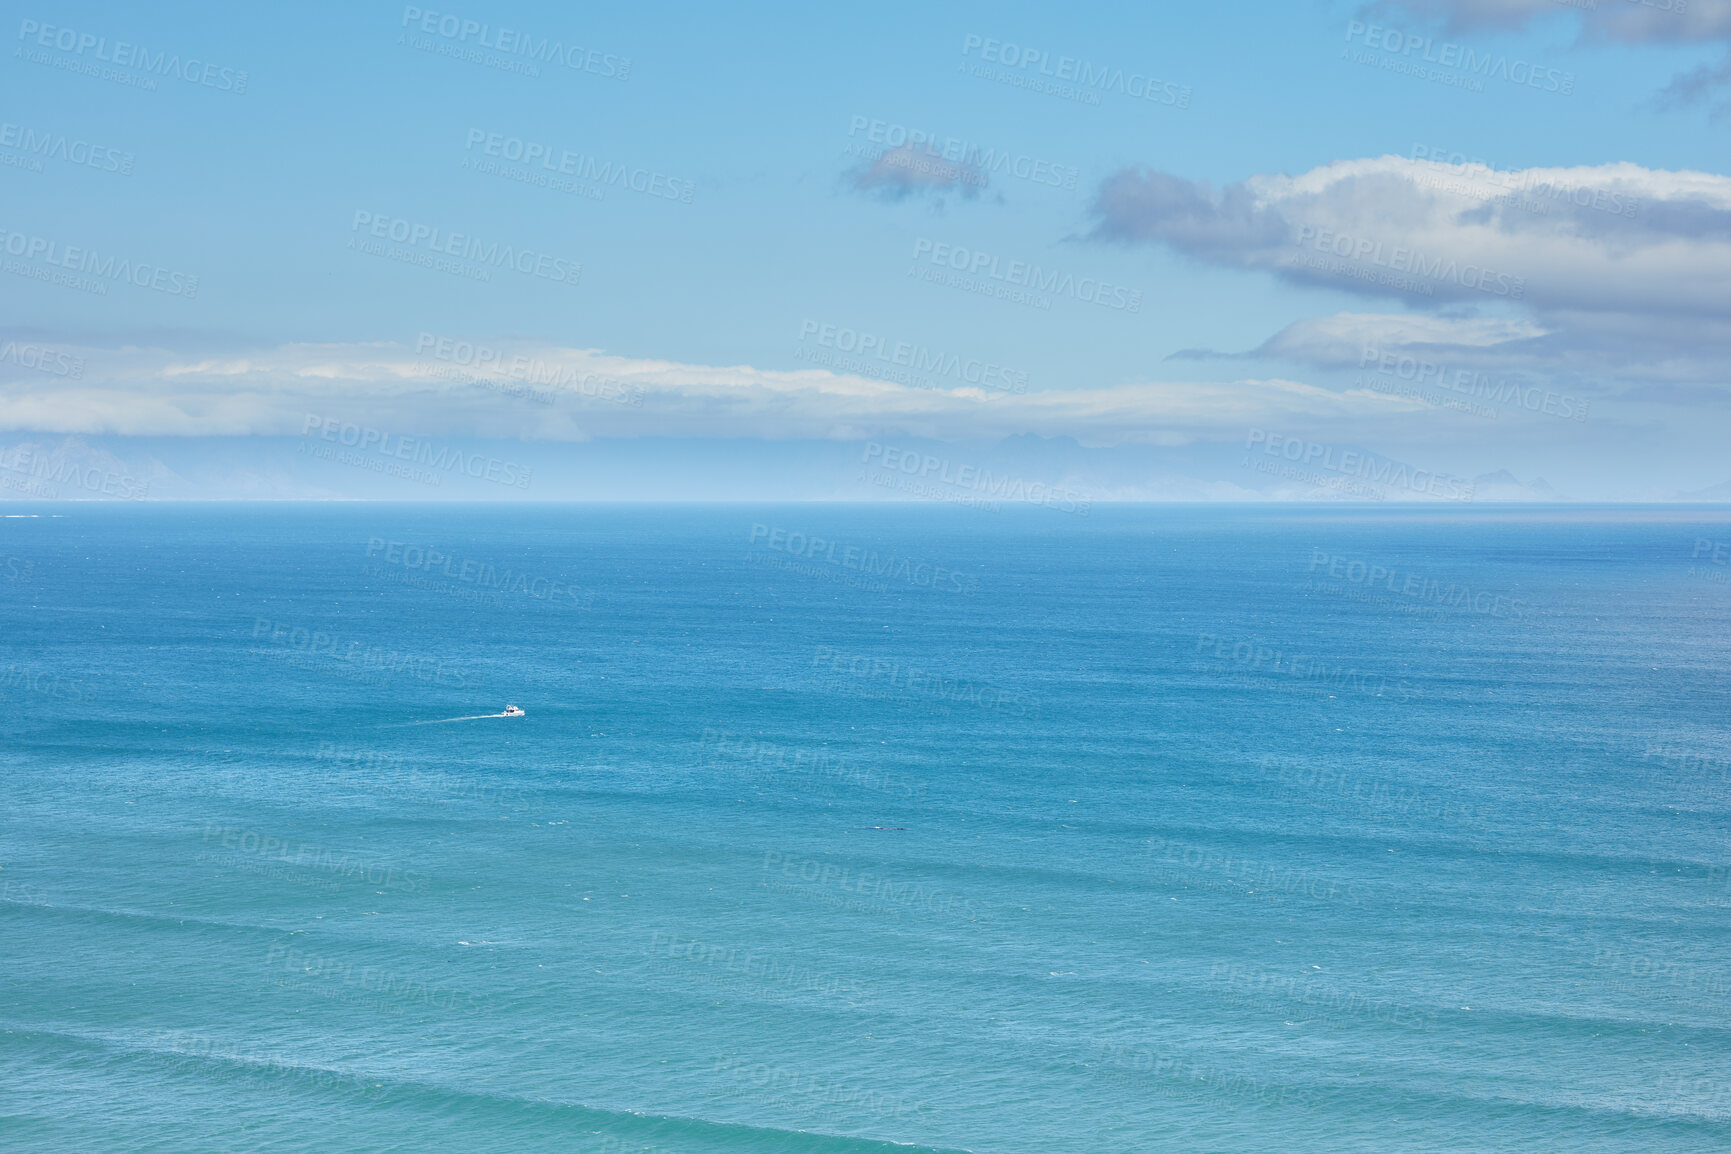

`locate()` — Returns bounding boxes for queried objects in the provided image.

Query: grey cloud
[1090,168,1290,264]
[1371,0,1731,110]
[1658,51,1731,116]
[1370,0,1731,42]
[848,145,986,202]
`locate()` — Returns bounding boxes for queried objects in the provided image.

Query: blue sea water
[3,503,1730,1153]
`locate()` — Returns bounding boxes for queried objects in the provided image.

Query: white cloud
[0,336,1412,446]
[1094,155,1731,378]
[1256,312,1549,363]
[1256,308,1731,384]
[1096,156,1731,316]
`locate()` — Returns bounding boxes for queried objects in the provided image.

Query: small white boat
[502,704,525,717]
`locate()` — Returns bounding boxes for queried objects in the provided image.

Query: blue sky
[5,0,1731,500]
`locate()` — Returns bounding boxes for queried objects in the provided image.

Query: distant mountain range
[1,433,1726,503]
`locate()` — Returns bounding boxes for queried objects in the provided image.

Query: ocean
[2,503,1729,1152]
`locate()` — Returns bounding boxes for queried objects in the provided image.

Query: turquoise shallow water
[2,503,1730,1152]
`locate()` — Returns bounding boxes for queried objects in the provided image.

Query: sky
[4,0,1731,501]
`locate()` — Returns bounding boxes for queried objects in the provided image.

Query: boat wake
[391,706,526,726]
[407,714,504,725]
